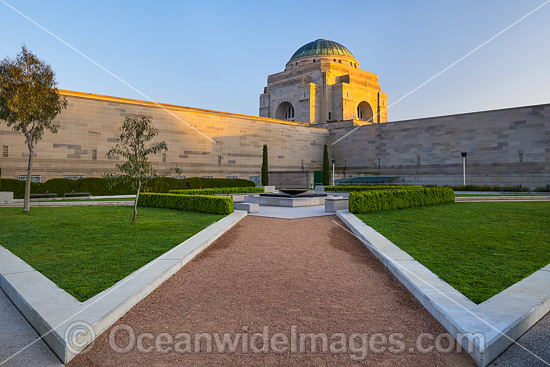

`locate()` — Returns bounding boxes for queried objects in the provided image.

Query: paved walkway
[0,289,63,367]
[69,216,474,366]
[489,312,550,366]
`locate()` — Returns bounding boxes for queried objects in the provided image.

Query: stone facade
[0,91,548,188]
[0,91,328,185]
[328,104,550,187]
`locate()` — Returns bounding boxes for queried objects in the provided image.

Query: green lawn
[0,206,224,301]
[356,202,550,304]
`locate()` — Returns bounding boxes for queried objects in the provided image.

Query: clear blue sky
[1,0,549,121]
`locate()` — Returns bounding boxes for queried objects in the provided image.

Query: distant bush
[0,177,256,199]
[349,187,455,213]
[169,187,264,195]
[138,193,233,215]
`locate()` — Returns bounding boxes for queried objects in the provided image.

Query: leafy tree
[0,46,67,212]
[322,144,330,185]
[107,113,168,223]
[261,144,269,186]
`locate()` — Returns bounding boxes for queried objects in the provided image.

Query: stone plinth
[0,192,14,204]
[325,197,349,212]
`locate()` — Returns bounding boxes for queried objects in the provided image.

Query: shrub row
[169,187,264,195]
[349,187,455,213]
[138,193,233,215]
[451,184,550,192]
[0,177,256,199]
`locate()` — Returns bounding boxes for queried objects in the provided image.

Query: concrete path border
[0,210,247,364]
[336,210,550,367]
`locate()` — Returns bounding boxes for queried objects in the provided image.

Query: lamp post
[331,158,335,186]
[461,152,467,186]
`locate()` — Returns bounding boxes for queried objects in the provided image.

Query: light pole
[331,158,335,186]
[461,152,467,186]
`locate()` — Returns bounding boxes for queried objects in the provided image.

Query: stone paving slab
[247,204,335,219]
[0,289,63,367]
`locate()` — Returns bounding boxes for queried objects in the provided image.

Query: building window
[162,153,167,162]
[65,175,84,180]
[227,176,238,179]
[328,112,332,120]
[333,59,336,62]
[350,61,353,66]
[92,149,97,160]
[313,59,315,63]
[18,175,41,183]
[354,63,357,68]
[338,60,341,63]
[518,152,524,163]
[2,145,7,157]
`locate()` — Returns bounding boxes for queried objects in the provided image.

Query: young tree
[322,144,330,185]
[107,113,167,223]
[0,46,67,212]
[261,144,269,186]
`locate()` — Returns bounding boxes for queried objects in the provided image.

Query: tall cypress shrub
[322,144,330,185]
[261,144,269,186]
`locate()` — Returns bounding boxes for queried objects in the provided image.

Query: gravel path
[69,216,475,366]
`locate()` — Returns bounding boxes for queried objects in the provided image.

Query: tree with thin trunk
[261,144,269,186]
[0,46,67,212]
[107,113,167,223]
[322,144,330,185]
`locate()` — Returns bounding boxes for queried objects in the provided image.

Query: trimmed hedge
[452,184,550,192]
[0,177,256,199]
[138,193,233,215]
[169,187,264,195]
[349,187,455,213]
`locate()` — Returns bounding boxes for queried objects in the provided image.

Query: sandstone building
[259,39,387,125]
[0,39,548,187]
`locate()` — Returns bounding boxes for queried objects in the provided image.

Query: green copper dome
[289,39,355,61]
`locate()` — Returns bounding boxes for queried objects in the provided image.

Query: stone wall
[0,91,329,184]
[328,104,550,187]
[1,90,548,188]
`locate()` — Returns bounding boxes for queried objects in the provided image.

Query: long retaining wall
[0,90,328,182]
[329,104,550,187]
[1,91,548,187]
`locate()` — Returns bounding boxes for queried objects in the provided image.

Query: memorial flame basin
[246,189,328,207]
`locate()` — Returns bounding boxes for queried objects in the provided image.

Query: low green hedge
[452,184,550,192]
[169,187,264,195]
[138,193,233,215]
[0,177,256,199]
[349,187,455,213]
[326,185,412,192]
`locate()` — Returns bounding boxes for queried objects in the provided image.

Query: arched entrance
[275,102,295,121]
[357,101,374,122]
